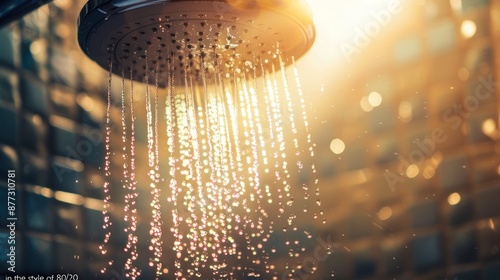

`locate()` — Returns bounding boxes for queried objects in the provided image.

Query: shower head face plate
[78,0,315,86]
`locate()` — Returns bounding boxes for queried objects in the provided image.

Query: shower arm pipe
[0,0,53,29]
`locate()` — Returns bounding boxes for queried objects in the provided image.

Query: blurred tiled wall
[312,0,500,279]
[0,1,110,278]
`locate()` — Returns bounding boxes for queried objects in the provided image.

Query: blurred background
[0,0,500,279]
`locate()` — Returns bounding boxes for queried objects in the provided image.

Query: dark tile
[55,201,83,237]
[446,194,474,226]
[84,262,107,280]
[408,199,440,228]
[452,269,480,280]
[0,102,17,146]
[466,72,496,105]
[0,145,17,180]
[411,233,444,273]
[433,120,465,149]
[407,174,434,195]
[381,240,406,275]
[109,177,127,205]
[319,153,337,178]
[50,117,78,158]
[21,151,48,187]
[353,249,377,278]
[23,234,53,275]
[475,185,500,219]
[50,158,83,195]
[84,167,105,200]
[484,261,500,280]
[78,94,104,128]
[79,126,104,167]
[20,75,49,117]
[344,144,366,171]
[374,176,398,204]
[296,165,310,186]
[0,26,17,67]
[367,104,395,133]
[478,218,500,261]
[54,239,82,273]
[135,250,157,279]
[136,220,150,248]
[24,191,52,231]
[84,208,104,241]
[450,227,478,264]
[83,246,110,279]
[21,112,47,154]
[0,67,15,102]
[373,135,398,165]
[263,231,289,257]
[380,208,407,234]
[473,159,500,184]
[347,212,373,240]
[439,154,469,191]
[81,243,106,280]
[425,272,449,280]
[325,250,351,280]
[84,243,104,263]
[135,182,156,210]
[406,94,427,122]
[407,127,429,155]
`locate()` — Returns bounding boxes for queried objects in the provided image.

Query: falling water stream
[101,22,323,279]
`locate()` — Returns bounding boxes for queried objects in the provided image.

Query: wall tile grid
[314,0,500,279]
[0,1,109,277]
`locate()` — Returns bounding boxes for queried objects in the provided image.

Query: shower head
[77,0,315,86]
[77,2,321,277]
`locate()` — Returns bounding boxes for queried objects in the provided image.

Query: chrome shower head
[77,0,315,86]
